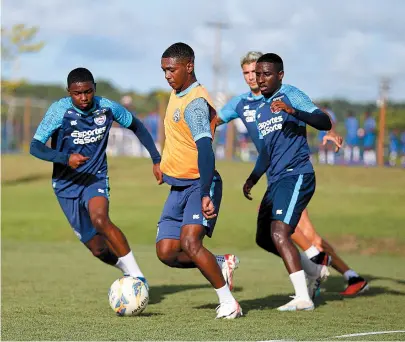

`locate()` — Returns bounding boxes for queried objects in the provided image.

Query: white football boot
[216,301,243,319]
[277,296,314,312]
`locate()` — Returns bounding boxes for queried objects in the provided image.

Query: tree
[1,24,45,95]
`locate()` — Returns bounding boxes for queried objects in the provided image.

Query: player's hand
[243,179,255,200]
[153,163,163,184]
[271,101,295,114]
[323,131,343,152]
[68,153,90,169]
[202,196,217,220]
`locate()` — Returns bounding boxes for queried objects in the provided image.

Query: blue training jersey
[33,96,133,198]
[255,84,319,184]
[345,117,359,145]
[218,91,264,151]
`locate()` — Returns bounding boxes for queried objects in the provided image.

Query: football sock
[304,245,320,259]
[343,269,359,281]
[300,252,322,277]
[215,283,235,304]
[327,150,335,165]
[115,250,144,278]
[290,270,311,301]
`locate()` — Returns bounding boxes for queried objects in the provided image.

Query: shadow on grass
[149,284,243,305]
[194,274,405,315]
[2,173,49,186]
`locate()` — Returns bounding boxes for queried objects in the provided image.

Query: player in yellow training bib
[156,42,242,319]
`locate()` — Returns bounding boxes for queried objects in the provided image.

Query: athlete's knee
[91,212,110,231]
[271,221,292,246]
[156,244,178,267]
[180,236,202,259]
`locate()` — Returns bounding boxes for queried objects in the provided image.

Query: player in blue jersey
[218,51,368,298]
[344,111,360,164]
[317,104,338,165]
[389,129,400,166]
[30,68,162,288]
[362,110,377,166]
[242,53,333,311]
[401,131,405,167]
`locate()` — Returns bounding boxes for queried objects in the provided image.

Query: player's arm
[30,102,69,164]
[216,96,241,127]
[108,100,161,164]
[30,102,89,168]
[271,89,331,131]
[184,98,215,199]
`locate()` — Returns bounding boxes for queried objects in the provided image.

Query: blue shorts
[258,173,315,230]
[56,177,110,243]
[156,176,222,242]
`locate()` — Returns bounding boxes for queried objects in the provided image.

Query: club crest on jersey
[94,114,107,125]
[173,108,181,123]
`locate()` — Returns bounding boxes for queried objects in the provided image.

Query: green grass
[2,155,405,341]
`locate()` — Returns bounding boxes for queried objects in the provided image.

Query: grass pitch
[2,155,405,341]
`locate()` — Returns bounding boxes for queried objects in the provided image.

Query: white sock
[304,245,320,259]
[215,255,225,266]
[326,150,335,165]
[115,251,144,278]
[300,252,322,277]
[215,284,235,304]
[370,150,377,165]
[289,270,311,301]
[353,146,360,162]
[318,150,326,164]
[343,269,359,281]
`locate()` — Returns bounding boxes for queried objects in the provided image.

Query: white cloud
[2,0,405,100]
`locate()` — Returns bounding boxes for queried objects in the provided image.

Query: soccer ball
[108,276,149,316]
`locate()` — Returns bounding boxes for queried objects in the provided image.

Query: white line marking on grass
[334,330,405,338]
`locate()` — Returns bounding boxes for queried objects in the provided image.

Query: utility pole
[205,21,229,97]
[206,21,235,160]
[377,78,390,166]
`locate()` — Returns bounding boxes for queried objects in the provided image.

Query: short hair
[161,42,194,62]
[240,51,263,67]
[256,53,284,73]
[67,68,94,87]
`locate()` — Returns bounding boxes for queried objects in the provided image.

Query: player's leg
[181,178,241,319]
[156,184,239,291]
[85,233,118,265]
[270,174,319,311]
[83,180,146,280]
[56,195,117,264]
[56,194,131,275]
[257,192,326,282]
[297,209,369,296]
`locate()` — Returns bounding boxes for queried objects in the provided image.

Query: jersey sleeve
[33,100,67,143]
[99,98,133,128]
[218,95,242,123]
[287,87,319,113]
[184,97,212,142]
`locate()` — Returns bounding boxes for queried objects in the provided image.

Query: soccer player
[362,110,377,166]
[317,103,337,165]
[401,130,405,167]
[30,68,162,287]
[156,42,242,319]
[344,111,360,164]
[389,129,400,166]
[218,51,368,297]
[242,53,333,311]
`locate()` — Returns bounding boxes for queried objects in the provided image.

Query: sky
[2,0,405,102]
